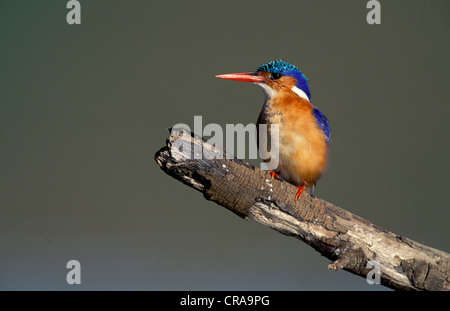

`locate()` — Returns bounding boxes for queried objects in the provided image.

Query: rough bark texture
[155,128,450,291]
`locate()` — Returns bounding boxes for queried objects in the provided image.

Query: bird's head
[216,60,311,102]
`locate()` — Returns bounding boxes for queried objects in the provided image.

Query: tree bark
[154,128,450,291]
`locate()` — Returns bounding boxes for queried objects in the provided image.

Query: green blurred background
[0,0,448,290]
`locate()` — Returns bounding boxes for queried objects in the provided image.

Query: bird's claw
[268,170,279,179]
[295,184,306,200]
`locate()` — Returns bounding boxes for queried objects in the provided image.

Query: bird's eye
[272,72,282,80]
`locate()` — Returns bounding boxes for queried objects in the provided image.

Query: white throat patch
[255,82,278,101]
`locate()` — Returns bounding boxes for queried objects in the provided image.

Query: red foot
[268,170,279,179]
[295,184,306,200]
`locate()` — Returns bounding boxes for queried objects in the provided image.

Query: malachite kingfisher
[216,60,330,199]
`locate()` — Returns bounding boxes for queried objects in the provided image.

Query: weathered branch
[154,128,450,291]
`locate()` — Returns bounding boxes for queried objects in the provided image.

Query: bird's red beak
[215,72,265,83]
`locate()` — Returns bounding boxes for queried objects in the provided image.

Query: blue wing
[312,107,331,144]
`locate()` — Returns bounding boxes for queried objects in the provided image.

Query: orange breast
[259,89,329,187]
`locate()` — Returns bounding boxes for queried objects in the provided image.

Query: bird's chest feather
[258,92,328,184]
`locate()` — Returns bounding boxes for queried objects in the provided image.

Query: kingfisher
[216,60,330,199]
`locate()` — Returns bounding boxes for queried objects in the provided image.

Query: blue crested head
[257,60,311,100]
